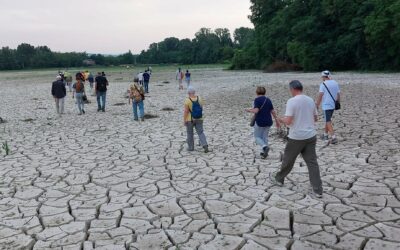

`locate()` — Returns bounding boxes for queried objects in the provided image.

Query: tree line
[231,0,400,71]
[0,27,253,70]
[2,0,399,71]
[136,27,253,65]
[0,43,136,70]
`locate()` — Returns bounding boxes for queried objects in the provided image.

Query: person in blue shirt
[185,70,191,87]
[246,87,280,158]
[88,72,94,90]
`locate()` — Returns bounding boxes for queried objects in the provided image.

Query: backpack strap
[133,84,144,100]
[255,97,267,118]
[323,82,337,102]
[259,97,267,111]
[189,96,199,104]
[188,97,194,113]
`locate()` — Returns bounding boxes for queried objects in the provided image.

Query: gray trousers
[186,120,208,151]
[54,97,65,114]
[275,136,323,194]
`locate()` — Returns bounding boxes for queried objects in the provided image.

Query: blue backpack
[189,97,203,120]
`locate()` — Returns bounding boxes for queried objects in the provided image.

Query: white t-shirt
[319,80,340,111]
[138,73,144,81]
[285,95,317,140]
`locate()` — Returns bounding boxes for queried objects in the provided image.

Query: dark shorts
[324,109,334,123]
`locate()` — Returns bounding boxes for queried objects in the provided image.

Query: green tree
[136,27,235,65]
[16,43,35,68]
[233,27,254,49]
[178,39,194,64]
[364,0,400,69]
[119,50,135,64]
[232,0,400,71]
[215,28,233,47]
[0,47,19,70]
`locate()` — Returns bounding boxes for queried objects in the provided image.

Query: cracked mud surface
[0,69,400,249]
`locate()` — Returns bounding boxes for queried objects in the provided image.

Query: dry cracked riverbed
[0,68,400,250]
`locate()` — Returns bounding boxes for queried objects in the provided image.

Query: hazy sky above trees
[0,0,252,54]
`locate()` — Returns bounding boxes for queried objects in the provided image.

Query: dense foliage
[3,0,398,71]
[231,0,400,71]
[0,43,135,70]
[137,28,248,64]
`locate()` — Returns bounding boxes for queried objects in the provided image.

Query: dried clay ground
[0,68,400,250]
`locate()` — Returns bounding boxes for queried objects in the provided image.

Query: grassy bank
[0,64,230,82]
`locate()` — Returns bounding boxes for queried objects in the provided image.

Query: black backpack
[96,76,108,91]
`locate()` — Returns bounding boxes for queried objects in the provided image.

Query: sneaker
[141,117,145,122]
[269,172,283,187]
[331,138,338,144]
[133,118,139,121]
[320,134,329,140]
[102,109,105,112]
[263,146,270,158]
[309,191,323,199]
[203,145,209,153]
[82,109,85,114]
[97,108,101,112]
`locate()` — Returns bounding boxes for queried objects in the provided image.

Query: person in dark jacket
[51,75,67,115]
[95,72,109,112]
[143,70,151,93]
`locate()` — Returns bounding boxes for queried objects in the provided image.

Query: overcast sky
[0,0,252,54]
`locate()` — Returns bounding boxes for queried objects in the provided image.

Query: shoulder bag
[250,97,267,127]
[323,82,341,110]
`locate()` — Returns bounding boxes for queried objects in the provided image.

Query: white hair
[187,86,196,94]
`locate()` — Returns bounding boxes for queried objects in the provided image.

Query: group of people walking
[244,70,340,198]
[176,68,191,90]
[51,71,109,115]
[136,69,152,94]
[51,69,147,121]
[52,68,341,198]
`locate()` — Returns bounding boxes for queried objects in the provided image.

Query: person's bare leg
[326,122,334,137]
[327,121,337,144]
[324,123,329,137]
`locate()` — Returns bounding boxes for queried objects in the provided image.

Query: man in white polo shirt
[316,70,340,144]
[270,80,323,198]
